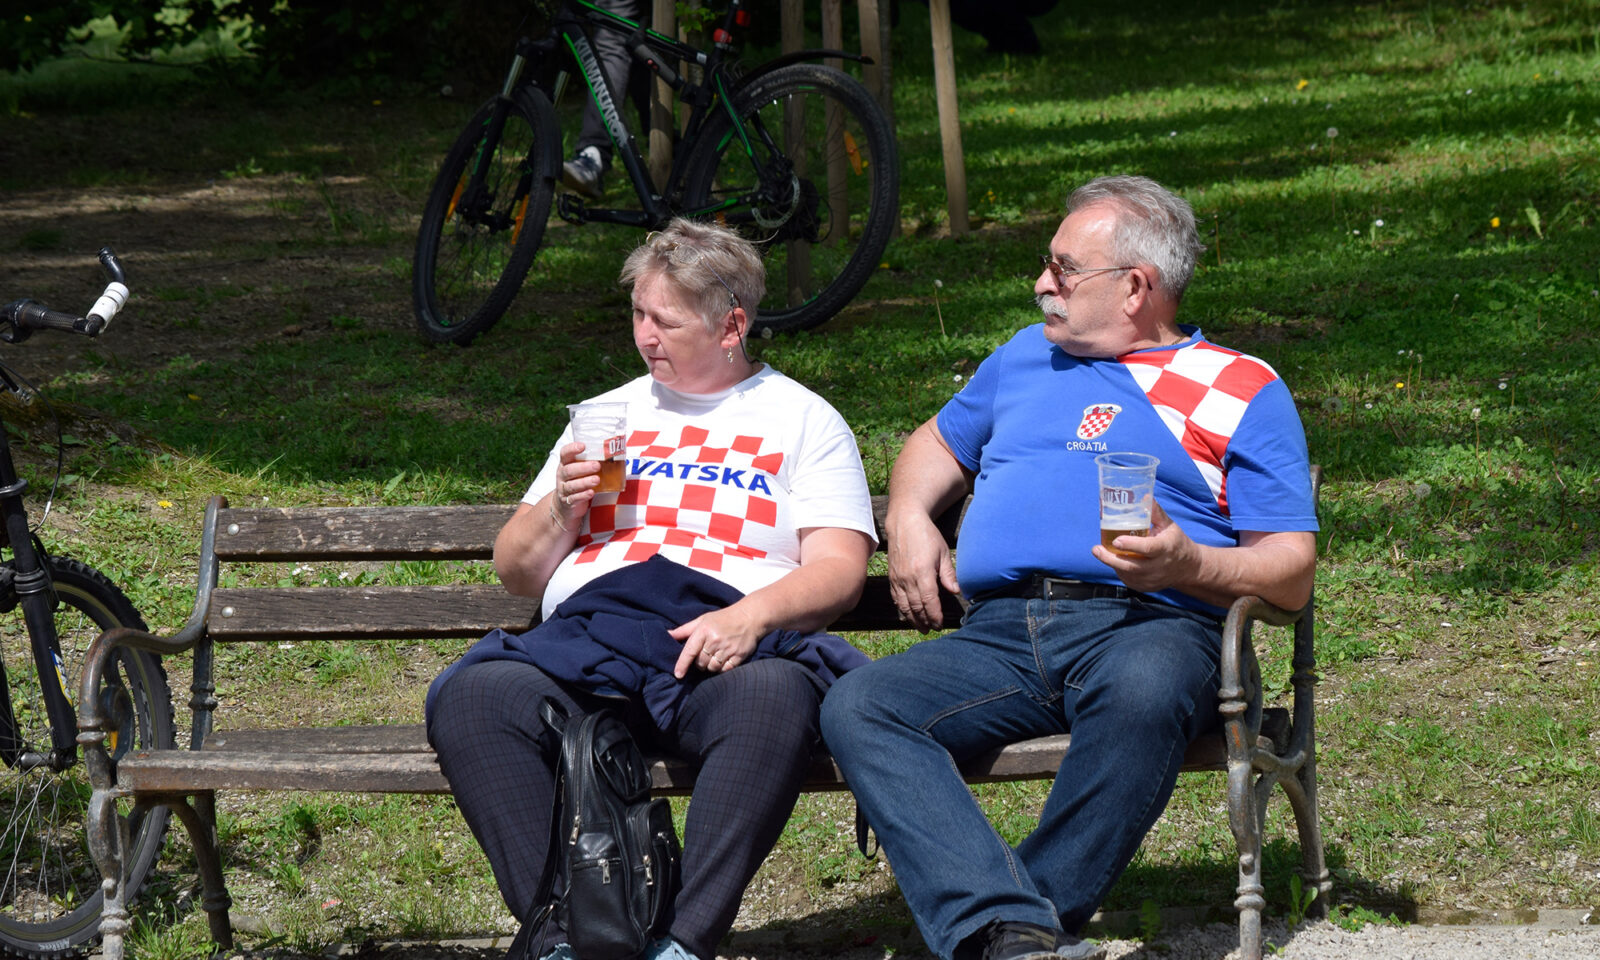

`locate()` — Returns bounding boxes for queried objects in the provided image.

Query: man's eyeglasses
[646,231,739,309]
[1037,255,1134,287]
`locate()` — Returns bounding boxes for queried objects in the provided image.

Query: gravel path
[204,917,1600,960]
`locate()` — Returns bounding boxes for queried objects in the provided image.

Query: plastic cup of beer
[567,402,628,494]
[1095,452,1159,558]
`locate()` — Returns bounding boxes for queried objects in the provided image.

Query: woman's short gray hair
[1066,175,1205,302]
[620,218,766,333]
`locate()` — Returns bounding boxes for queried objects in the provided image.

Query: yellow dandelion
[158,500,173,509]
[1490,217,1500,228]
[1395,381,1405,389]
[1296,79,1309,91]
[879,262,890,269]
[187,393,201,401]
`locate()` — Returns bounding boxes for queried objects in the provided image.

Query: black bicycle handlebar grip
[18,303,86,334]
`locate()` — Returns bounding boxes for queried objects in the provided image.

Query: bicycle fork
[0,426,78,772]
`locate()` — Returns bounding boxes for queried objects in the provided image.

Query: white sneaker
[562,146,606,198]
[537,945,576,960]
[644,937,696,960]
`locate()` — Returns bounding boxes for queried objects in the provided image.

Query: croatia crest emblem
[1076,403,1122,440]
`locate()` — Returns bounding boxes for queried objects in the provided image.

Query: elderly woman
[426,219,877,960]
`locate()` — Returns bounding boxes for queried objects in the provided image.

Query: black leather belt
[975,574,1146,604]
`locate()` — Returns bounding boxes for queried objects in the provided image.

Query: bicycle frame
[463,0,871,231]
[0,415,78,771]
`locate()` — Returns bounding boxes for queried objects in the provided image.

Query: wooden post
[649,0,676,193]
[781,0,812,307]
[822,0,846,246]
[857,0,893,125]
[927,0,969,236]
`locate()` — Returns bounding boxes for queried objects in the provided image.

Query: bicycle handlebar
[0,247,129,342]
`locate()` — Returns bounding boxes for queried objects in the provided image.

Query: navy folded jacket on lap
[425,554,868,729]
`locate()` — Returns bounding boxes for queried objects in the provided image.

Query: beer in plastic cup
[567,402,628,493]
[1095,452,1159,558]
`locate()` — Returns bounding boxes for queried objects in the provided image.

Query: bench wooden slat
[210,497,962,565]
[207,584,540,641]
[113,721,1263,796]
[205,578,956,641]
[214,504,514,562]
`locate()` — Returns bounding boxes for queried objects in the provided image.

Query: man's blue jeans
[820,594,1223,959]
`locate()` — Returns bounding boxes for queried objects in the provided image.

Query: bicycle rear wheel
[413,88,561,345]
[0,557,172,957]
[682,63,899,336]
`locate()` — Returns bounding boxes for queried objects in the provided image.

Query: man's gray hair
[620,218,766,333]
[1067,175,1205,302]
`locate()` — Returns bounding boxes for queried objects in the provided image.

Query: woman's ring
[710,654,723,664]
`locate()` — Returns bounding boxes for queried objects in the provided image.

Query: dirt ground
[1,175,414,386]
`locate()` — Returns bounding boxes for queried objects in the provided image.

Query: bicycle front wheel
[413,87,561,345]
[0,558,173,957]
[682,63,899,336]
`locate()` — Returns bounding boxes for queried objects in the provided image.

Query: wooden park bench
[79,479,1328,960]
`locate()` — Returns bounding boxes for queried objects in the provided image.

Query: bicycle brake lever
[629,29,680,88]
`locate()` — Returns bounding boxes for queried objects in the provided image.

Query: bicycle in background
[413,0,899,345]
[0,251,174,956]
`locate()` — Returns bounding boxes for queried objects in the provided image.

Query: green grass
[3,0,1600,953]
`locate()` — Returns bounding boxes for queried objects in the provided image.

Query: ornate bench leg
[1281,756,1332,918]
[1227,757,1266,960]
[87,791,133,960]
[165,791,235,950]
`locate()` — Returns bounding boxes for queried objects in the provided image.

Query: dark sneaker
[980,922,1063,960]
[562,146,606,198]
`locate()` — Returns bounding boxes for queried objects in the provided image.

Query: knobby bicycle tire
[682,63,899,336]
[413,88,561,346]
[0,558,173,958]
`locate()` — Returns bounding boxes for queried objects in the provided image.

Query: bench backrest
[203,496,965,643]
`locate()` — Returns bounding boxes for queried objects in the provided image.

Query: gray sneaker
[562,146,606,198]
[1056,934,1106,960]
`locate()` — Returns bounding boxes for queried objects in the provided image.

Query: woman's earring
[727,348,735,363]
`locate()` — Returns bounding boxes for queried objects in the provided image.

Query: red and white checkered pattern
[573,427,787,575]
[1120,341,1280,513]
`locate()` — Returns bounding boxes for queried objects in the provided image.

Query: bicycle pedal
[557,193,589,225]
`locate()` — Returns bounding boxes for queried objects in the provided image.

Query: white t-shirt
[526,366,877,619]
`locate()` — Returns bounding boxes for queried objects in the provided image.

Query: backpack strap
[519,697,574,958]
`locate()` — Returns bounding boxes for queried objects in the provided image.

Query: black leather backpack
[530,698,682,960]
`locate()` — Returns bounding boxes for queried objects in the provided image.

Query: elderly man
[821,175,1318,960]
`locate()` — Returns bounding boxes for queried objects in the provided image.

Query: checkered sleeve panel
[1122,342,1281,515]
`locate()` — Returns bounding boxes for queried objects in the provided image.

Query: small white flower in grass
[1326,127,1338,139]
[1498,382,1508,390]
[1374,218,1385,227]
[953,374,964,382]
[1465,88,1473,95]
[1169,131,1177,137]
[1471,407,1481,420]
[1364,402,1373,409]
